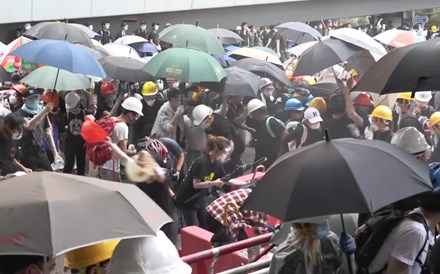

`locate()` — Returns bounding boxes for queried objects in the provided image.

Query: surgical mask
[395,103,402,115]
[110,94,117,101]
[124,25,128,31]
[309,122,320,130]
[145,99,156,106]
[262,87,274,97]
[24,24,31,31]
[141,25,147,31]
[154,25,159,31]
[172,82,180,89]
[11,131,22,140]
[9,95,17,105]
[312,221,330,240]
[105,23,110,29]
[217,153,227,163]
[157,81,164,91]
[25,100,41,110]
[88,25,93,30]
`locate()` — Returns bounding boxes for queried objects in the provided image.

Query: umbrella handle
[340,214,354,274]
[223,202,240,226]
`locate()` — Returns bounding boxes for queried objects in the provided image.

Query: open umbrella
[24,22,94,48]
[143,47,227,82]
[330,28,387,55]
[374,29,425,48]
[10,39,106,78]
[159,24,224,54]
[208,28,244,45]
[305,82,340,98]
[352,39,440,94]
[252,46,278,56]
[228,48,283,68]
[69,23,101,40]
[0,172,172,256]
[346,49,383,77]
[0,36,37,72]
[293,38,361,76]
[242,137,431,221]
[103,43,141,59]
[130,42,159,54]
[21,66,91,90]
[277,22,322,44]
[223,66,261,97]
[286,41,318,57]
[231,58,292,87]
[100,56,153,82]
[114,35,148,45]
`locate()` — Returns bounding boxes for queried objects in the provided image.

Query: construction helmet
[108,231,191,274]
[192,104,213,126]
[430,112,440,128]
[391,127,429,155]
[121,97,143,116]
[141,81,158,97]
[432,25,438,32]
[42,90,59,109]
[284,98,305,111]
[370,105,392,121]
[305,94,314,107]
[414,91,432,103]
[12,84,26,94]
[397,92,415,101]
[259,78,272,90]
[309,97,327,115]
[247,99,266,115]
[101,81,116,95]
[65,92,81,111]
[65,240,120,269]
[354,93,372,107]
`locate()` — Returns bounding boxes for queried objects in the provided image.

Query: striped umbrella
[374,29,425,48]
[0,36,38,72]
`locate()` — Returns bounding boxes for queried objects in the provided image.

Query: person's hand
[44,102,54,112]
[0,176,4,181]
[211,179,224,188]
[171,169,180,182]
[103,137,113,146]
[128,144,136,153]
[247,127,256,134]
[340,232,356,255]
[54,152,63,161]
[176,105,185,116]
[23,167,32,174]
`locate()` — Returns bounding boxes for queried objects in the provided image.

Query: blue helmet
[429,162,440,195]
[285,98,305,111]
[306,94,314,107]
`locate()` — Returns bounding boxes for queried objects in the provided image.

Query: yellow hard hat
[308,97,327,115]
[397,92,415,101]
[432,25,438,32]
[141,81,158,97]
[65,240,120,269]
[370,105,392,121]
[430,112,440,128]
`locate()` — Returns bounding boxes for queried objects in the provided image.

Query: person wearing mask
[85,21,94,31]
[183,100,207,173]
[239,22,251,47]
[95,81,118,120]
[98,97,143,182]
[148,22,161,51]
[174,135,229,228]
[116,22,129,39]
[98,20,112,44]
[308,97,328,118]
[151,88,185,142]
[429,112,440,163]
[130,81,164,144]
[364,105,394,142]
[134,21,148,39]
[414,91,435,118]
[284,98,305,124]
[353,92,373,116]
[17,88,59,171]
[393,92,420,131]
[0,256,55,274]
[258,78,277,116]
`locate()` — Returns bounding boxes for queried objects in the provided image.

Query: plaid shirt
[206,189,268,239]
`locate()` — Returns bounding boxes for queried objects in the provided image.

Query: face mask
[24,24,31,30]
[312,221,330,240]
[105,23,110,29]
[154,25,159,31]
[175,100,182,108]
[370,123,379,132]
[124,25,128,31]
[88,25,93,30]
[172,82,180,89]
[309,122,320,130]
[395,103,402,115]
[157,82,164,91]
[25,100,41,110]
[262,87,274,97]
[141,25,147,30]
[9,95,17,105]
[110,94,117,101]
[11,131,22,140]
[217,153,227,163]
[145,99,156,106]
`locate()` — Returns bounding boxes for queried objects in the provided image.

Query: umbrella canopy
[305,82,340,98]
[10,39,106,78]
[287,41,318,57]
[352,39,440,94]
[208,28,244,45]
[277,22,322,44]
[159,24,224,54]
[242,138,432,221]
[103,43,141,59]
[252,46,278,56]
[0,66,10,82]
[346,49,383,77]
[228,48,283,68]
[143,47,227,82]
[231,58,292,87]
[0,172,172,256]
[330,28,387,55]
[130,42,159,54]
[0,36,37,72]
[113,35,148,45]
[69,23,101,40]
[21,66,91,90]
[224,66,261,97]
[374,29,425,48]
[293,38,361,76]
[24,22,94,48]
[100,56,153,82]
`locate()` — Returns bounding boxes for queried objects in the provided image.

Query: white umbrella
[113,35,148,45]
[69,23,101,39]
[0,42,6,54]
[208,28,244,45]
[228,47,283,68]
[287,41,317,57]
[330,28,387,55]
[103,43,141,59]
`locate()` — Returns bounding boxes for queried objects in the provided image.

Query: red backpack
[85,117,123,168]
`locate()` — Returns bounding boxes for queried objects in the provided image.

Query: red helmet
[146,138,169,163]
[354,93,372,107]
[42,90,59,108]
[101,81,116,95]
[12,84,26,94]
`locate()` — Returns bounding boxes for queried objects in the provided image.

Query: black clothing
[420,106,436,119]
[0,137,19,176]
[251,116,285,168]
[130,97,164,144]
[98,29,112,44]
[63,111,86,175]
[148,30,160,46]
[322,115,354,139]
[374,130,393,143]
[206,113,233,140]
[281,124,324,154]
[134,29,148,39]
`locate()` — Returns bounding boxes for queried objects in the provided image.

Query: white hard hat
[414,91,433,103]
[391,127,429,154]
[64,92,81,111]
[285,121,301,131]
[192,104,213,126]
[259,78,273,90]
[108,231,192,274]
[247,99,266,115]
[122,97,143,116]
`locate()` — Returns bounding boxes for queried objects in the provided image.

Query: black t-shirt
[137,180,173,215]
[148,31,160,46]
[374,130,393,143]
[17,109,49,154]
[252,116,285,167]
[281,124,324,154]
[65,111,85,144]
[0,137,19,176]
[175,153,226,207]
[132,98,164,143]
[322,115,353,139]
[206,113,233,140]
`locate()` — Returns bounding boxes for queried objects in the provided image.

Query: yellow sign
[165,67,182,76]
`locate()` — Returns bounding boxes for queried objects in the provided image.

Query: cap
[22,87,41,98]
[151,22,159,27]
[304,107,323,123]
[140,21,146,25]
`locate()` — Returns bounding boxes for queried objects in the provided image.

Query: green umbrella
[159,24,224,54]
[21,66,91,90]
[143,48,227,82]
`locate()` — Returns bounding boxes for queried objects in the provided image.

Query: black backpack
[355,210,430,274]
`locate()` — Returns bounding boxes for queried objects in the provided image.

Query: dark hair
[0,113,25,140]
[0,255,45,274]
[430,239,440,274]
[327,94,345,114]
[241,22,247,27]
[167,88,180,99]
[420,196,440,212]
[205,135,230,153]
[101,20,109,26]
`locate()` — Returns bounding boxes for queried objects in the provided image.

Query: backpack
[355,210,430,273]
[266,117,285,138]
[85,117,123,168]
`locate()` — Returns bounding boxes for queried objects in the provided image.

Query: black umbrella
[100,56,154,82]
[306,82,340,98]
[0,66,10,83]
[223,67,261,97]
[277,22,322,44]
[293,38,361,76]
[352,39,440,95]
[231,58,292,87]
[241,136,431,222]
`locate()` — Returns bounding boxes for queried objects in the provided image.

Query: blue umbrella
[10,39,106,78]
[129,42,158,54]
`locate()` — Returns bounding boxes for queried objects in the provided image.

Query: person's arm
[167,106,184,130]
[118,139,136,157]
[214,97,229,116]
[385,257,411,274]
[25,103,53,130]
[340,85,364,127]
[105,138,131,165]
[12,158,32,173]
[376,18,383,29]
[44,118,61,160]
[193,177,224,189]
[174,152,185,173]
[108,93,125,117]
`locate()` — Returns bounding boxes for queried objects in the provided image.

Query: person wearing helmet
[429,112,440,163]
[290,87,311,109]
[391,126,431,162]
[369,162,440,274]
[131,81,165,144]
[63,92,87,176]
[284,98,305,124]
[64,240,120,274]
[353,93,373,114]
[393,92,418,131]
[95,81,118,120]
[134,21,148,39]
[108,231,191,274]
[98,96,143,182]
[365,105,394,142]
[258,78,276,114]
[246,98,287,168]
[98,20,112,44]
[414,91,435,118]
[116,22,128,39]
[309,97,327,116]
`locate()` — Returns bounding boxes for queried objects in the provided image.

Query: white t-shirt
[101,122,128,172]
[369,209,434,273]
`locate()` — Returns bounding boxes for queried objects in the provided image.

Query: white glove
[128,144,136,153]
[176,105,185,116]
[347,124,361,138]
[277,52,281,58]
[364,126,374,140]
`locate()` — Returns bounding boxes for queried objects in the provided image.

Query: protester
[365,105,394,142]
[116,22,128,39]
[134,21,148,39]
[151,88,184,142]
[98,20,112,44]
